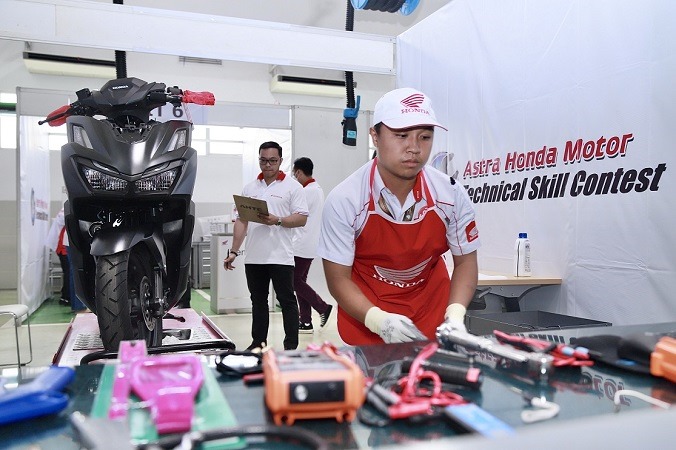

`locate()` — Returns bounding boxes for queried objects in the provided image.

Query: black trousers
[294,256,329,323]
[58,253,71,301]
[245,264,299,350]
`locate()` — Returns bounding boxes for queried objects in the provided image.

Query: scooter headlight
[82,167,128,191]
[136,168,178,192]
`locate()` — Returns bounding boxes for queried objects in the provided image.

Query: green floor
[29,289,213,325]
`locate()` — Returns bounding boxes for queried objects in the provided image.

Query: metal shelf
[191,242,211,289]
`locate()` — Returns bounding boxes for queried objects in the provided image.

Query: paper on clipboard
[233,195,269,224]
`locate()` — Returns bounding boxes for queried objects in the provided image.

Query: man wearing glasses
[224,141,308,351]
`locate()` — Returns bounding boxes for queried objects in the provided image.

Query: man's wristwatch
[275,217,282,226]
[229,249,243,257]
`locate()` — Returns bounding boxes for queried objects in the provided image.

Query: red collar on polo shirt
[412,171,423,202]
[257,171,286,181]
[302,178,315,188]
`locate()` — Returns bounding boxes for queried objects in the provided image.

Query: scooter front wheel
[95,248,163,351]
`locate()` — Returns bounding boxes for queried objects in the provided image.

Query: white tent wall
[398,0,676,325]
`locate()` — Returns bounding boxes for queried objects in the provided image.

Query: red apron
[337,160,451,345]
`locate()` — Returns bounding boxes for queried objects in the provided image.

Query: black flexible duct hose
[345,1,417,145]
[345,0,411,107]
[345,0,355,110]
[363,0,408,13]
[113,0,127,79]
[342,0,358,146]
[388,0,407,13]
[114,50,127,79]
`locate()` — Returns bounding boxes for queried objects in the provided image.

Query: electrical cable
[396,342,465,410]
[140,424,328,450]
[360,343,466,426]
[520,397,560,423]
[613,389,671,412]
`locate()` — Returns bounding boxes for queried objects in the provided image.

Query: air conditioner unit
[23,52,116,78]
[269,74,355,97]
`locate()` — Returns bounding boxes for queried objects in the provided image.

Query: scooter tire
[95,249,163,351]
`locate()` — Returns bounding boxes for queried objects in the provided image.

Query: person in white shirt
[224,141,308,350]
[291,157,333,334]
[317,88,480,346]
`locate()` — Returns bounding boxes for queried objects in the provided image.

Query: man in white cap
[317,87,480,345]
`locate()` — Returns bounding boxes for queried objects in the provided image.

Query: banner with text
[398,0,676,325]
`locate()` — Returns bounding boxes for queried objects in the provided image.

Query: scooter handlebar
[39,104,73,126]
[39,83,215,126]
[149,89,215,106]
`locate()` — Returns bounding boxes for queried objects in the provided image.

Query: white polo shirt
[317,161,480,267]
[293,180,324,259]
[238,172,308,266]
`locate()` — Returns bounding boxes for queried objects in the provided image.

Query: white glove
[364,307,427,343]
[443,303,468,333]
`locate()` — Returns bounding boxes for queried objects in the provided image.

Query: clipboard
[233,195,269,224]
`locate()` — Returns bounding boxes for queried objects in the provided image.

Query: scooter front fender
[90,227,166,273]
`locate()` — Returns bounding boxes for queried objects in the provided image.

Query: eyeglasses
[259,158,280,166]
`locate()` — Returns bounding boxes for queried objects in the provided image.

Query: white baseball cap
[373,87,447,131]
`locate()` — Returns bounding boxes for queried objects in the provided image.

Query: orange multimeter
[651,336,676,383]
[262,346,365,425]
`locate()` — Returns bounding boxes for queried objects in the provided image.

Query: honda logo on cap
[400,94,425,108]
[399,93,431,116]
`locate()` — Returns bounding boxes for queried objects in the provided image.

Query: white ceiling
[10,0,455,77]
[0,0,453,108]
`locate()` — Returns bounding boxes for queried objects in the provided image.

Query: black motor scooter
[41,78,215,351]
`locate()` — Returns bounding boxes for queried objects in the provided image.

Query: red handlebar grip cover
[182,90,215,105]
[44,105,72,126]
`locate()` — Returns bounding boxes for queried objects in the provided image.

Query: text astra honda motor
[42,78,215,351]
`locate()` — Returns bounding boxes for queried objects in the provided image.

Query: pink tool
[109,340,148,421]
[109,340,204,434]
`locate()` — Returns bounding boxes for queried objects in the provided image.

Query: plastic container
[513,233,531,277]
